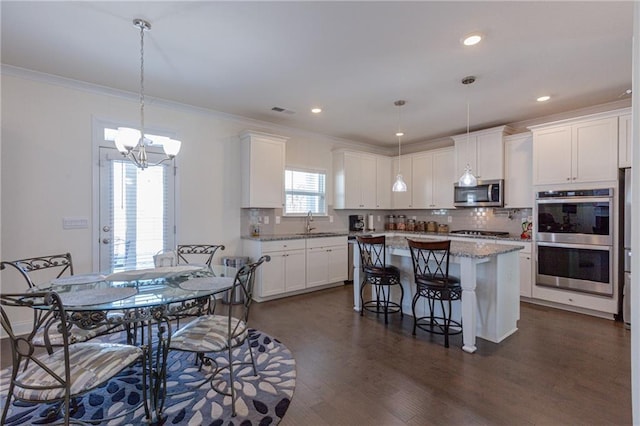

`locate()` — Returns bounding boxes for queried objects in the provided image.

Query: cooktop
[449,230,510,237]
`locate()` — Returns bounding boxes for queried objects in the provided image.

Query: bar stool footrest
[414,316,462,336]
[362,300,403,315]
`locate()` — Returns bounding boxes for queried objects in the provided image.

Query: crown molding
[1,64,378,152]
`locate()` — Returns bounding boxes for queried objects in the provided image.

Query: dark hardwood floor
[248,285,632,425]
[1,284,631,425]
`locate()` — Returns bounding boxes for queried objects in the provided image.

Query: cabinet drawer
[261,239,306,252]
[306,236,347,249]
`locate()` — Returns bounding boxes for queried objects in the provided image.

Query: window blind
[284,169,326,215]
[109,159,171,271]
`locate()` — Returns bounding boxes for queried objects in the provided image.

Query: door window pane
[110,159,170,271]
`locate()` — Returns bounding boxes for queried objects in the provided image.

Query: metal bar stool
[407,239,462,347]
[356,235,404,324]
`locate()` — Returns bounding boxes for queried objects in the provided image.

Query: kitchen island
[352,235,524,353]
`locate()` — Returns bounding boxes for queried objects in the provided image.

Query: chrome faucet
[306,211,316,234]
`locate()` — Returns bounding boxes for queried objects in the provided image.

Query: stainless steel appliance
[453,179,504,208]
[535,188,614,296]
[349,215,365,232]
[622,169,632,326]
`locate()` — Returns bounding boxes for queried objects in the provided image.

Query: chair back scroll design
[356,236,387,271]
[407,239,453,285]
[177,244,225,267]
[0,291,149,424]
[0,253,73,288]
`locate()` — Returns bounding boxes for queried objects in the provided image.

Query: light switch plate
[447,216,453,223]
[264,216,270,225]
[63,217,89,229]
[329,215,334,223]
[275,216,281,224]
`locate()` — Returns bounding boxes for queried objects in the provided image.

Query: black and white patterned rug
[0,329,296,425]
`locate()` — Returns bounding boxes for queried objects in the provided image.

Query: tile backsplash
[241,207,533,238]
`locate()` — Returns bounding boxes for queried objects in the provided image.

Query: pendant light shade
[392,100,408,193]
[392,173,408,192]
[458,77,477,187]
[458,164,477,187]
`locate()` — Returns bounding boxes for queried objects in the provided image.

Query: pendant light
[458,76,477,187]
[392,100,408,192]
[114,18,182,170]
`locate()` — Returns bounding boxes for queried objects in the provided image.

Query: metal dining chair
[0,253,124,349]
[170,244,226,326]
[177,244,226,267]
[0,291,149,425]
[167,255,270,417]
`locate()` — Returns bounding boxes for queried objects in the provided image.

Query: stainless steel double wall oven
[536,188,614,296]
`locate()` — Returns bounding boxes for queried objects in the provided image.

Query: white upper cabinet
[411,148,455,209]
[375,156,392,209]
[531,114,619,185]
[504,133,533,208]
[452,125,512,181]
[619,112,632,168]
[333,151,382,209]
[240,131,287,208]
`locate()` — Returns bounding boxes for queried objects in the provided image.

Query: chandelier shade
[115,18,181,169]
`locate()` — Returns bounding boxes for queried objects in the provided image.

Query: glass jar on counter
[396,215,407,231]
[406,219,416,232]
[385,215,396,230]
[416,221,426,232]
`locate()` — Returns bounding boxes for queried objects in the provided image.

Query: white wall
[0,70,360,332]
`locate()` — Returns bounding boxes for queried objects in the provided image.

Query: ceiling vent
[271,106,296,115]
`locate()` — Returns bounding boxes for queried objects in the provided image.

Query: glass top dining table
[33,264,238,311]
[31,263,239,420]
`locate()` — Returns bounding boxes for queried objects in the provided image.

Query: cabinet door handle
[566,177,571,181]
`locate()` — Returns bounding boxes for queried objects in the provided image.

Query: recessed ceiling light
[462,32,483,46]
[395,131,404,137]
[537,95,551,102]
[311,107,322,114]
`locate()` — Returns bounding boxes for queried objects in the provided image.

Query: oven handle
[536,241,613,251]
[536,197,612,204]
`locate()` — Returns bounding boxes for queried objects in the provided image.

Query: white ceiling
[1,1,633,147]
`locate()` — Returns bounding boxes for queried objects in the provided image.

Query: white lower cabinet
[244,239,306,300]
[519,251,533,298]
[307,237,348,288]
[244,236,347,301]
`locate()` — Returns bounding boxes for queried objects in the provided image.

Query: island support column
[352,241,362,312]
[459,257,478,354]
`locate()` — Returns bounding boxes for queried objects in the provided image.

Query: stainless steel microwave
[453,179,504,208]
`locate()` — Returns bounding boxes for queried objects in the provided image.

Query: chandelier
[114,18,181,169]
[392,100,408,192]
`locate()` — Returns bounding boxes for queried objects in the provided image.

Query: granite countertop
[243,229,531,244]
[242,231,349,241]
[385,235,524,259]
[389,230,531,242]
[350,230,531,242]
